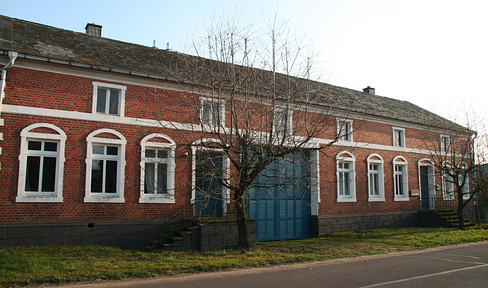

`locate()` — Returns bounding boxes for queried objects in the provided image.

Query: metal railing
[421,195,457,211]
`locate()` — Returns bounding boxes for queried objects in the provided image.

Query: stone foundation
[311,211,419,236]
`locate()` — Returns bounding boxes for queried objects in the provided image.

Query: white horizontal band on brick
[2,104,468,158]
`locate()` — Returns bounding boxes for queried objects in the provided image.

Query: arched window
[336,151,356,202]
[393,156,409,201]
[367,154,385,202]
[16,123,66,202]
[441,161,454,200]
[84,129,126,203]
[140,134,176,203]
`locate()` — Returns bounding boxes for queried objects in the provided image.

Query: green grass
[1,227,487,287]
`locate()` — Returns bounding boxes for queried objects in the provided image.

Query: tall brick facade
[0,15,470,247]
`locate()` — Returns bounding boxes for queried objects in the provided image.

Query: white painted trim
[392,127,406,148]
[191,139,230,216]
[336,118,353,142]
[5,105,466,159]
[199,97,226,129]
[336,151,356,202]
[84,128,126,203]
[16,123,66,203]
[92,81,126,118]
[393,156,409,201]
[367,153,385,202]
[139,133,176,204]
[418,158,436,209]
[310,150,320,216]
[440,134,451,153]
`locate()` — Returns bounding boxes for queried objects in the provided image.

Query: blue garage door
[248,152,311,241]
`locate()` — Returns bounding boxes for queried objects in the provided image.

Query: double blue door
[248,152,311,241]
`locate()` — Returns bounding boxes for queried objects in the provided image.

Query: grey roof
[0,15,466,132]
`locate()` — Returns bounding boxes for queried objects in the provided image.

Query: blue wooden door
[248,152,311,241]
[195,151,223,217]
[420,166,430,209]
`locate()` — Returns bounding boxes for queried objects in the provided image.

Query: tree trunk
[234,189,252,249]
[457,190,465,230]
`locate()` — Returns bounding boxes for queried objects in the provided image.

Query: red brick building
[0,16,469,248]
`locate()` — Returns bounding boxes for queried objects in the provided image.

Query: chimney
[363,86,375,95]
[85,23,102,37]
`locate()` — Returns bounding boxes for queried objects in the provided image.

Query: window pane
[91,160,103,193]
[106,146,118,155]
[25,156,40,191]
[93,145,105,154]
[28,141,42,151]
[344,173,350,195]
[145,149,156,158]
[41,157,56,192]
[202,102,211,125]
[109,90,120,115]
[157,163,168,194]
[44,142,58,152]
[157,150,168,159]
[373,173,379,195]
[105,160,118,193]
[96,88,107,113]
[144,162,155,194]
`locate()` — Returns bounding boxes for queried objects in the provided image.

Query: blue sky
[3,0,488,133]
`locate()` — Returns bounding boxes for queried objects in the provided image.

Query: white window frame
[337,118,353,142]
[139,133,176,204]
[393,156,409,201]
[84,129,126,203]
[367,153,385,202]
[392,127,405,148]
[458,162,470,200]
[440,135,451,153]
[200,97,225,128]
[336,151,356,202]
[273,108,293,137]
[92,82,126,117]
[441,161,454,200]
[16,123,66,203]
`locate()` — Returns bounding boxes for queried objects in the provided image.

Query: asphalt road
[63,242,488,288]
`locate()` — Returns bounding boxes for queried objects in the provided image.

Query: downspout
[0,51,18,117]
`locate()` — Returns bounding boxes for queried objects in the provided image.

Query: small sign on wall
[410,189,420,197]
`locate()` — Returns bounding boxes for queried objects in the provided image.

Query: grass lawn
[1,226,487,287]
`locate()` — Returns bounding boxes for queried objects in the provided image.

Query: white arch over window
[393,156,409,201]
[16,123,67,203]
[139,133,176,204]
[84,128,126,203]
[336,151,356,202]
[367,153,385,202]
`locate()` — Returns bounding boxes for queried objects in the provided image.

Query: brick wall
[0,64,452,226]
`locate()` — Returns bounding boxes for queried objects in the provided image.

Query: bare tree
[421,113,481,229]
[150,16,343,248]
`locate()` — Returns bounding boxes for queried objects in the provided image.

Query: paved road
[63,242,488,288]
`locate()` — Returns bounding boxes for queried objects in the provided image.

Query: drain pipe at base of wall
[0,51,18,117]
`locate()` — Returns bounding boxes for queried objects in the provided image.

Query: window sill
[139,195,175,204]
[16,195,63,203]
[337,197,357,203]
[84,196,125,203]
[368,197,385,202]
[394,197,409,202]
